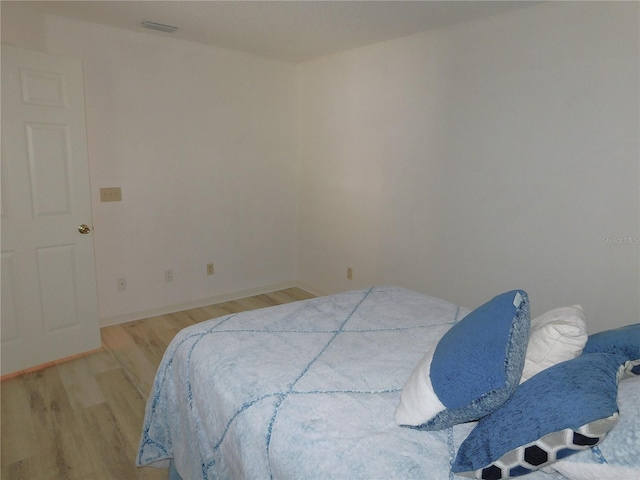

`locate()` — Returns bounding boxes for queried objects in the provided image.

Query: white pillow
[520,305,587,383]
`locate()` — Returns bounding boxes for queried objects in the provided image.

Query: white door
[1,45,100,376]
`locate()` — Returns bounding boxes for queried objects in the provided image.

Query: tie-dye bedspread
[136,286,636,480]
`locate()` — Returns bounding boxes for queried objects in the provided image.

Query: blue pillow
[396,290,529,430]
[583,323,640,376]
[452,353,627,479]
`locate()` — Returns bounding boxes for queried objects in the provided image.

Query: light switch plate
[100,187,122,202]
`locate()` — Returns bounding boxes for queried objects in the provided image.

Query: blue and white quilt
[137,287,635,480]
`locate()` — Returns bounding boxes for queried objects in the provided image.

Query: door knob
[78,224,91,234]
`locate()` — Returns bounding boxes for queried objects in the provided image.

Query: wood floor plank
[22,368,97,479]
[180,306,215,323]
[95,368,148,453]
[122,319,172,367]
[85,348,122,375]
[100,323,137,349]
[166,311,198,330]
[101,325,159,398]
[1,446,69,480]
[200,303,235,319]
[1,458,33,480]
[57,357,106,410]
[134,313,186,348]
[139,313,179,334]
[235,294,278,310]
[1,287,315,479]
[152,325,183,350]
[115,353,156,398]
[212,299,249,314]
[76,403,141,479]
[21,367,71,445]
[0,377,40,465]
[140,465,170,480]
[265,288,316,304]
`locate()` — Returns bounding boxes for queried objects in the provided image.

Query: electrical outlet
[347,267,353,280]
[117,277,127,291]
[207,263,214,275]
[165,269,173,282]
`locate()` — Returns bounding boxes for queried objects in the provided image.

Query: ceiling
[19,1,542,62]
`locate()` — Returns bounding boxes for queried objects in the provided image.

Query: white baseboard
[99,281,316,327]
[291,281,328,298]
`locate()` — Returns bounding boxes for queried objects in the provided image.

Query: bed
[137,286,640,480]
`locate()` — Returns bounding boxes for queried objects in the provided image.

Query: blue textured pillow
[396,290,529,430]
[583,323,640,376]
[452,353,627,479]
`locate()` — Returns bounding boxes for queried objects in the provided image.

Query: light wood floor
[1,287,316,480]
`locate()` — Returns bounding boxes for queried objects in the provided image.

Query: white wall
[3,2,638,333]
[297,2,639,332]
[2,4,299,323]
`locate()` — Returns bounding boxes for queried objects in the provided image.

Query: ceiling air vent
[140,21,178,33]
